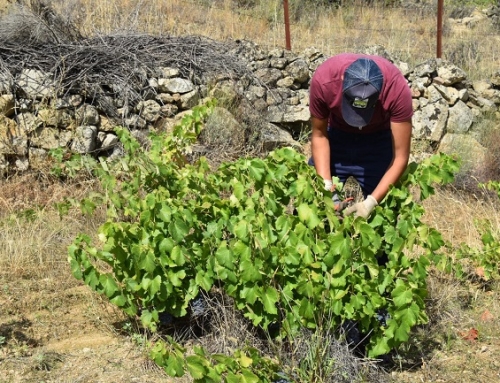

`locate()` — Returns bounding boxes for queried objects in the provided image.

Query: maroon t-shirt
[309,53,413,134]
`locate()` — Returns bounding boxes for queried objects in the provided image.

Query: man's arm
[370,120,412,203]
[310,116,331,183]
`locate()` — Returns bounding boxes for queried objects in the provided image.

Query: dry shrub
[448,5,475,19]
[156,290,390,383]
[274,327,390,383]
[194,291,269,355]
[400,185,499,363]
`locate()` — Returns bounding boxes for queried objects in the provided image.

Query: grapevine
[66,99,461,380]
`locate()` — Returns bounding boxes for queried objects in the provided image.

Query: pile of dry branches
[0,0,251,106]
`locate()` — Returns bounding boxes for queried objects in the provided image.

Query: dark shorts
[308,128,393,197]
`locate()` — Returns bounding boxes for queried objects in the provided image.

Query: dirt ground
[0,268,179,383]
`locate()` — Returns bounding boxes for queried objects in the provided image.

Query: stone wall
[0,40,499,174]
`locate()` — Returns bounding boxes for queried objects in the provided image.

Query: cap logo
[352,97,369,109]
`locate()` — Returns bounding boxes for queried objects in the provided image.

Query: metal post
[437,0,443,58]
[283,0,291,50]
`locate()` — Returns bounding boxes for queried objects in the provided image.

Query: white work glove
[324,179,334,192]
[343,195,378,219]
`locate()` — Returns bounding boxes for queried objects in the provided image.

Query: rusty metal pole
[283,0,291,51]
[437,0,443,58]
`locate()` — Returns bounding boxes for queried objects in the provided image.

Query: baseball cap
[341,57,384,127]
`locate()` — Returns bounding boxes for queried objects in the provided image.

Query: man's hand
[324,179,334,192]
[335,197,354,212]
[343,195,378,219]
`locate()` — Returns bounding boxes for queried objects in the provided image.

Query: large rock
[76,104,100,126]
[18,69,57,99]
[0,71,12,94]
[158,78,194,94]
[199,107,245,149]
[446,100,474,133]
[253,68,283,87]
[283,58,310,84]
[258,123,301,151]
[30,126,73,150]
[71,125,98,154]
[137,99,162,123]
[38,108,74,128]
[0,115,27,155]
[436,62,468,86]
[412,101,449,142]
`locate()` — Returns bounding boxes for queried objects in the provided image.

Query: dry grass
[75,0,500,80]
[422,187,500,248]
[1,0,498,80]
[0,175,105,292]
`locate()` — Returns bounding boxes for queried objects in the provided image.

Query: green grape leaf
[296,203,321,229]
[392,283,414,307]
[169,218,189,242]
[186,355,208,380]
[261,287,278,315]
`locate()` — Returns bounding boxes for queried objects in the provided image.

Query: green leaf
[171,245,186,266]
[358,221,381,250]
[150,275,162,295]
[159,237,175,254]
[240,369,260,383]
[237,352,254,368]
[240,260,262,282]
[169,218,190,242]
[249,159,266,181]
[392,283,413,307]
[186,355,208,380]
[323,252,335,268]
[139,251,156,273]
[68,257,83,280]
[296,203,321,229]
[240,285,258,305]
[297,243,314,265]
[196,270,214,292]
[331,256,345,275]
[260,287,278,315]
[110,294,127,307]
[165,352,185,377]
[167,269,187,287]
[394,318,412,342]
[234,220,249,240]
[299,298,315,320]
[368,336,391,358]
[427,228,444,251]
[140,309,157,330]
[329,231,351,258]
[84,268,100,290]
[233,181,245,200]
[158,205,172,222]
[215,243,234,270]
